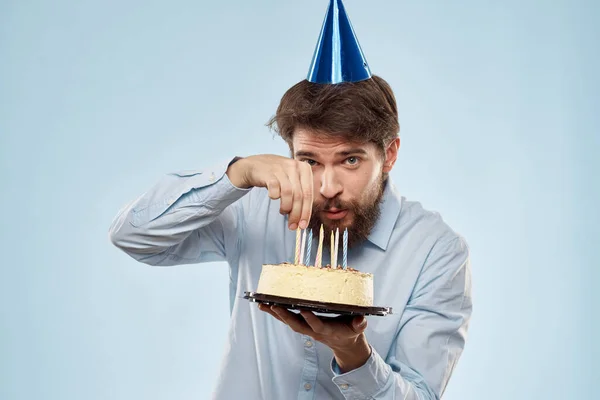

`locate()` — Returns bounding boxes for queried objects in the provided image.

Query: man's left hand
[258,304,372,373]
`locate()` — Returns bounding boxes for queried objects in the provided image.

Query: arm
[109,154,315,267]
[330,236,473,399]
[108,158,251,266]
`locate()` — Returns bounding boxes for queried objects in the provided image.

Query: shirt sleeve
[330,236,473,400]
[108,157,251,267]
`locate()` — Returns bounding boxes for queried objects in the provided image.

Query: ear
[382,137,400,173]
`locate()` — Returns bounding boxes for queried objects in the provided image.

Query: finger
[258,304,284,323]
[298,161,314,230]
[285,163,303,230]
[351,316,368,334]
[300,311,328,335]
[273,169,293,217]
[266,175,281,200]
[272,306,312,334]
[260,304,285,324]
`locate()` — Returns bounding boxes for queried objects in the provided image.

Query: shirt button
[305,340,313,348]
[340,383,349,390]
[304,383,312,391]
[209,173,216,182]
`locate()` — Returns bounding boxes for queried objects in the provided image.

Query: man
[109,1,472,399]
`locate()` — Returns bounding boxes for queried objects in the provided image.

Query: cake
[254,226,374,307]
[256,262,374,307]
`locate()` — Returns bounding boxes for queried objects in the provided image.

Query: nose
[319,167,343,199]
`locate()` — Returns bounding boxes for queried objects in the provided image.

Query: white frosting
[256,263,373,307]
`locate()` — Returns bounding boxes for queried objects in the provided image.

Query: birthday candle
[294,227,301,264]
[315,225,324,268]
[305,229,313,266]
[330,231,334,267]
[299,229,307,265]
[334,228,339,268]
[343,228,348,269]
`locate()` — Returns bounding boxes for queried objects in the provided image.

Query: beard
[307,175,386,248]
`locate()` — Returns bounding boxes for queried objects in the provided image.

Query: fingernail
[289,223,298,230]
[299,220,307,229]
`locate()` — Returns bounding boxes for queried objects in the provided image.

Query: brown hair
[267,75,400,154]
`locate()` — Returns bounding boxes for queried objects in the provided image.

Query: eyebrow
[295,148,368,158]
[337,148,368,157]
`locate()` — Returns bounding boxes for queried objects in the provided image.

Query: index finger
[298,161,314,229]
[300,311,328,335]
[258,304,284,323]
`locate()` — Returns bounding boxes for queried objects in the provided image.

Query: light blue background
[1,0,598,399]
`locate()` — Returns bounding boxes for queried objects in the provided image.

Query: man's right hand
[226,155,314,230]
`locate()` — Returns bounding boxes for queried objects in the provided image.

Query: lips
[323,209,348,220]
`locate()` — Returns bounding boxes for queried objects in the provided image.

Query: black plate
[244,292,392,316]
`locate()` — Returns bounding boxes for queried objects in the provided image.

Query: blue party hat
[307,0,372,84]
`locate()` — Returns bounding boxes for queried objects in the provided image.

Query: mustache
[313,199,350,212]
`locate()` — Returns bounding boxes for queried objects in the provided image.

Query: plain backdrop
[1,0,598,399]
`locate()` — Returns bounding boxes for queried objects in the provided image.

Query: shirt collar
[367,178,402,251]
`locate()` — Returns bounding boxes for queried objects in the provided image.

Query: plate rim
[243,291,393,316]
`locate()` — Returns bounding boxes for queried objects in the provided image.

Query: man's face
[292,128,399,247]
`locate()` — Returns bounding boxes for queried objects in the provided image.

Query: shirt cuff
[131,157,250,227]
[330,345,392,399]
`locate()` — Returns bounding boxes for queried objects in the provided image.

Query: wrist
[332,334,371,373]
[226,157,251,189]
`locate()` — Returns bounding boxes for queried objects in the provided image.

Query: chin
[321,214,353,231]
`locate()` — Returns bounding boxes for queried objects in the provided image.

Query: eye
[345,157,360,165]
[303,159,319,166]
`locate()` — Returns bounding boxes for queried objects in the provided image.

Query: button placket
[297,335,318,399]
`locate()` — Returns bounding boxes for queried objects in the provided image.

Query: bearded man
[109,1,472,399]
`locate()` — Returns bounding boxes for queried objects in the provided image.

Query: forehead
[292,128,375,156]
